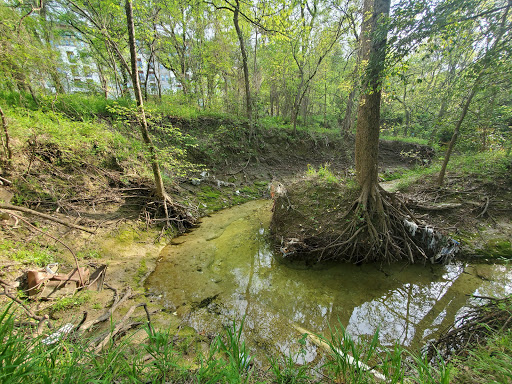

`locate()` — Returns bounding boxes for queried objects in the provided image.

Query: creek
[146,200,512,363]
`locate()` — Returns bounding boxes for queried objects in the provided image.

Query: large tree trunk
[125,0,169,202]
[355,0,390,194]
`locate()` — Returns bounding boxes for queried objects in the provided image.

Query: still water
[146,200,512,362]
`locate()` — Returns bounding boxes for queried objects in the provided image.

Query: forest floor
[0,113,511,381]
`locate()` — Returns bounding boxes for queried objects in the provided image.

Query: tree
[125,0,191,227]
[323,0,431,263]
[354,0,390,194]
[437,0,511,186]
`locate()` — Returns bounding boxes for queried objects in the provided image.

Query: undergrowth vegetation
[3,301,509,383]
[388,150,511,191]
[0,304,473,384]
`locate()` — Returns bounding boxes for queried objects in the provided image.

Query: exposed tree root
[0,203,96,234]
[273,180,458,264]
[142,195,198,232]
[314,185,428,263]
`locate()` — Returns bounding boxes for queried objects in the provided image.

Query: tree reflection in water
[146,201,512,363]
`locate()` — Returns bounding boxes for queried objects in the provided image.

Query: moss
[480,239,512,259]
[135,259,148,286]
[117,228,141,243]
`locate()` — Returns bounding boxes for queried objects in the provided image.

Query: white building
[54,31,181,97]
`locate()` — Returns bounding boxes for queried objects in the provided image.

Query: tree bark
[342,87,357,134]
[355,0,390,192]
[125,0,169,201]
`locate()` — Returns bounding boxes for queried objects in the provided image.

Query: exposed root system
[315,185,429,263]
[271,177,458,264]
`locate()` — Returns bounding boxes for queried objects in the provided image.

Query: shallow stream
[146,200,512,363]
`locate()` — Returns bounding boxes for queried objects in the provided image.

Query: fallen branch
[292,323,387,382]
[78,288,133,333]
[0,176,11,185]
[94,303,150,353]
[0,203,95,234]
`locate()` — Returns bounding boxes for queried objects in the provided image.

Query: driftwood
[94,303,152,353]
[78,287,133,333]
[0,203,95,233]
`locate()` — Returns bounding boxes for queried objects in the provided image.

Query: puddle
[146,200,512,362]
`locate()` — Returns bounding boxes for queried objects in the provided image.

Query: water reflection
[146,200,512,361]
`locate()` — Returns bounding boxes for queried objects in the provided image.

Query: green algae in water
[146,200,512,363]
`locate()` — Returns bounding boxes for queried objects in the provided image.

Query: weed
[0,304,496,383]
[0,240,56,266]
[322,321,381,383]
[306,163,340,184]
[144,325,184,382]
[409,350,452,384]
[76,249,101,260]
[452,329,512,383]
[268,334,312,384]
[51,292,91,312]
[216,317,253,382]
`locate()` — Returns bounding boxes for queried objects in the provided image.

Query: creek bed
[146,200,512,363]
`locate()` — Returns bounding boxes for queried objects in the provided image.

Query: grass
[50,292,91,312]
[387,150,511,192]
[0,239,56,266]
[2,301,512,383]
[451,329,512,383]
[380,134,431,146]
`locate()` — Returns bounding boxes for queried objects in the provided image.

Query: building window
[66,51,77,63]
[83,66,92,78]
[70,65,79,77]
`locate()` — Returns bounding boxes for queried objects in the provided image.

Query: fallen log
[409,202,463,211]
